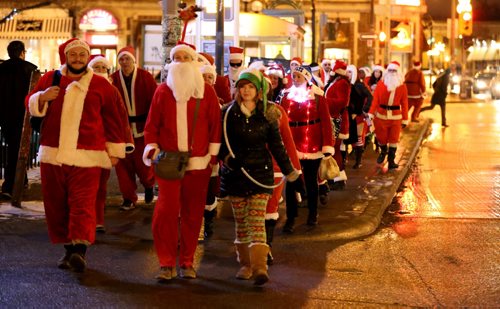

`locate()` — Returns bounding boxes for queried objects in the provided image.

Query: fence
[0,126,40,180]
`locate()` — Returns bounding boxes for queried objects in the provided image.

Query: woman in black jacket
[219,68,299,286]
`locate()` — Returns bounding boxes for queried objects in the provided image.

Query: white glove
[142,143,160,167]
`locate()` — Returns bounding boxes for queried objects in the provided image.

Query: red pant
[373,118,402,146]
[40,163,101,244]
[265,177,285,219]
[115,137,155,202]
[152,168,211,268]
[95,169,111,226]
[408,98,424,121]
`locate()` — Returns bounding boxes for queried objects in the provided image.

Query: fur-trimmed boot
[265,219,276,265]
[353,146,364,169]
[388,147,399,169]
[235,243,252,280]
[58,244,74,269]
[377,145,388,164]
[69,243,87,273]
[249,243,270,286]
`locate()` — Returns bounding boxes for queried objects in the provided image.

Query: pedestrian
[88,54,135,233]
[219,67,300,285]
[368,61,409,169]
[265,63,288,102]
[309,62,324,89]
[368,65,384,92]
[111,46,157,210]
[0,40,37,198]
[420,68,450,127]
[26,38,128,272]
[321,58,332,86]
[198,52,232,105]
[285,57,302,88]
[278,66,334,231]
[225,46,245,98]
[142,42,221,282]
[404,61,426,122]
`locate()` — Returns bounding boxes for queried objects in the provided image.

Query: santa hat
[294,66,313,83]
[170,41,197,61]
[387,61,401,72]
[321,58,331,65]
[413,61,421,69]
[359,66,371,76]
[229,46,244,61]
[332,60,347,76]
[346,64,357,85]
[198,52,215,65]
[372,64,384,73]
[290,57,302,66]
[58,38,90,65]
[117,46,136,63]
[266,64,288,84]
[200,64,216,78]
[88,54,111,70]
[237,68,269,112]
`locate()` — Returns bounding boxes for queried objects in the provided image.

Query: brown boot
[249,243,270,286]
[235,243,252,280]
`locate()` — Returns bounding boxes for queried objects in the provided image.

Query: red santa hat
[321,58,331,65]
[198,52,215,65]
[290,57,302,66]
[387,61,401,72]
[170,41,197,61]
[372,64,384,73]
[88,54,111,70]
[266,64,288,84]
[294,66,312,83]
[229,46,244,61]
[332,60,347,76]
[117,46,136,63]
[413,60,421,69]
[200,64,216,78]
[58,38,90,65]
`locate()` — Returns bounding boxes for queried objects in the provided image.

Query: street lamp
[422,13,434,88]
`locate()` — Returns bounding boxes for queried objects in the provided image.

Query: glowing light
[379,31,387,42]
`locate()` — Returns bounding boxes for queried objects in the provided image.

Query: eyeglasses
[229,62,242,68]
[388,69,397,73]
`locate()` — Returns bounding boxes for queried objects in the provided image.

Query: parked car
[473,71,496,94]
[490,73,500,100]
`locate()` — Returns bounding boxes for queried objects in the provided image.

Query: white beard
[383,72,403,92]
[167,61,205,102]
[229,66,243,81]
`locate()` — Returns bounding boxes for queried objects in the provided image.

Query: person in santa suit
[279,66,334,231]
[142,41,221,282]
[404,60,426,122]
[368,61,409,169]
[26,38,128,272]
[88,54,135,234]
[285,57,302,88]
[266,63,288,103]
[225,46,245,98]
[321,58,333,86]
[111,46,157,210]
[198,52,232,105]
[324,60,351,192]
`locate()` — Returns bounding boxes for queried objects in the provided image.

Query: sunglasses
[230,62,242,67]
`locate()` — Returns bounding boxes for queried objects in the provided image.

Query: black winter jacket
[218,101,294,197]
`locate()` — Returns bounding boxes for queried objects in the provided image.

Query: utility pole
[450,0,456,65]
[215,0,224,75]
[161,0,182,81]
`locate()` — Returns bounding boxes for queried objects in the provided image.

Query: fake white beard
[167,61,205,102]
[229,66,243,81]
[383,72,403,92]
[287,84,312,103]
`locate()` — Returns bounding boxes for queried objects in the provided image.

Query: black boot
[388,147,399,169]
[318,183,329,205]
[307,210,318,226]
[377,145,388,164]
[341,150,347,167]
[204,209,217,239]
[265,219,277,265]
[353,146,363,169]
[282,218,295,234]
[69,243,87,273]
[58,244,74,269]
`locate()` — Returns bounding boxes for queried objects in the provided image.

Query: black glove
[287,176,306,197]
[401,124,407,129]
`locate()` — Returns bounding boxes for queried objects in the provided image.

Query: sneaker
[144,187,154,204]
[120,199,136,211]
[180,266,197,279]
[156,267,177,282]
[95,225,106,234]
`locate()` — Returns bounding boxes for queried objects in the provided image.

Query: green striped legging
[230,194,270,244]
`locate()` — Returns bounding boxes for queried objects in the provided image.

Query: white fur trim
[265,212,279,220]
[186,153,211,171]
[125,143,135,154]
[333,169,347,182]
[65,40,90,55]
[387,62,400,71]
[229,54,243,61]
[211,163,219,176]
[297,150,324,160]
[170,45,197,61]
[209,143,221,156]
[176,100,189,151]
[274,172,283,177]
[118,51,136,63]
[106,142,126,159]
[89,56,111,70]
[142,143,159,167]
[201,64,216,77]
[28,91,48,117]
[322,146,335,155]
[402,119,409,125]
[119,67,143,138]
[39,145,112,168]
[205,200,218,211]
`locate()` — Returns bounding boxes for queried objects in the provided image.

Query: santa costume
[111,46,157,207]
[404,61,426,122]
[224,46,245,98]
[198,52,232,105]
[368,61,409,169]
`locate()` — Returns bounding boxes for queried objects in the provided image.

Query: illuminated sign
[393,0,420,6]
[79,9,118,31]
[390,22,412,52]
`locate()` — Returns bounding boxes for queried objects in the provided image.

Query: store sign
[390,22,412,52]
[79,9,118,31]
[16,20,43,32]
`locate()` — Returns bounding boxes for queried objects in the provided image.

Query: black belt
[128,114,147,123]
[289,118,320,127]
[379,104,400,111]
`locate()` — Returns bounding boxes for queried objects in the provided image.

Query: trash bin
[459,78,473,99]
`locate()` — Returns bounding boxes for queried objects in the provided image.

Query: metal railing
[0,126,40,180]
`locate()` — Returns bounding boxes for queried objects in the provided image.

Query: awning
[239,12,304,39]
[0,17,72,40]
[467,46,488,62]
[484,46,499,61]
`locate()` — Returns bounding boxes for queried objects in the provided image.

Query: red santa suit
[27,67,127,245]
[143,81,221,269]
[404,62,426,122]
[111,66,157,204]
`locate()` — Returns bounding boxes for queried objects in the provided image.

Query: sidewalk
[0,118,431,243]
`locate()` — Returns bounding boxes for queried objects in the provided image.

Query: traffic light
[457,0,473,36]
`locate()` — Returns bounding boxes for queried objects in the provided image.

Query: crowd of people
[1,36,438,286]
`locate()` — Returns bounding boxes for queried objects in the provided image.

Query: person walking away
[26,38,128,272]
[368,61,409,169]
[404,61,426,122]
[420,68,450,127]
[142,42,221,282]
[0,41,37,198]
[111,46,157,210]
[219,68,300,285]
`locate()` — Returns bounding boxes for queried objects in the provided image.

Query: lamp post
[423,13,434,88]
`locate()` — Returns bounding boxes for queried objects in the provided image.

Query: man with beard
[225,46,245,98]
[111,46,157,210]
[321,58,332,86]
[368,61,409,169]
[26,38,127,272]
[404,61,426,122]
[143,42,221,282]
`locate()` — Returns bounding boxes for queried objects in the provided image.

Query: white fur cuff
[322,146,335,155]
[106,142,126,159]
[28,91,48,117]
[142,143,159,167]
[209,143,221,156]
